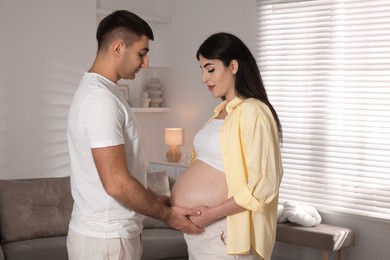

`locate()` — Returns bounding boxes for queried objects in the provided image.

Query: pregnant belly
[171,160,228,208]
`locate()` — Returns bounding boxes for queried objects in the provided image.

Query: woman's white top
[193,118,225,172]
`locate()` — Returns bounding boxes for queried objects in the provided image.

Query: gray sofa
[0,172,188,260]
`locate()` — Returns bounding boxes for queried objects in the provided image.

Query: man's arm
[92,144,202,234]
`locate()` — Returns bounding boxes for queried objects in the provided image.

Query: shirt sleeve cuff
[234,186,266,212]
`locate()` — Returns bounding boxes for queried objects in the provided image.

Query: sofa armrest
[0,245,5,260]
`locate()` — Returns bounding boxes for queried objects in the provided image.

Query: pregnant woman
[171,32,283,260]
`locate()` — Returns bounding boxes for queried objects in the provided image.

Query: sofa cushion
[143,171,170,229]
[2,236,68,260]
[0,177,73,243]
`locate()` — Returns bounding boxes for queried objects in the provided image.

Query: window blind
[255,0,390,220]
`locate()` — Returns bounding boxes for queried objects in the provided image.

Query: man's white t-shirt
[67,72,147,239]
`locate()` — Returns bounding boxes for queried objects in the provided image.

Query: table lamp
[165,128,183,162]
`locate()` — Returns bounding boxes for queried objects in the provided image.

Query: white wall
[0,0,96,179]
[0,1,388,260]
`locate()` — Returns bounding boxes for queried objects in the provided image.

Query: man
[66,10,202,260]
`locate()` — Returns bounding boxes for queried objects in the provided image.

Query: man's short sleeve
[80,90,125,148]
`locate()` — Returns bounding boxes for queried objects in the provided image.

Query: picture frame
[118,85,132,106]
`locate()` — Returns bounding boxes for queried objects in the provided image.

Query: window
[256,0,390,220]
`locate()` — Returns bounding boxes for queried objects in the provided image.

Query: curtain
[255,0,390,220]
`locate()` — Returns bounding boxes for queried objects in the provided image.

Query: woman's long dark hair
[196,32,282,140]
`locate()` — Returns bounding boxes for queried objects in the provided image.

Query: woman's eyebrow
[202,62,212,68]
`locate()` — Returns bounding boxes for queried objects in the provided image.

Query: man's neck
[88,56,119,83]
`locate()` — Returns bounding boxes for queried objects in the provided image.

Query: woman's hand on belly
[190,197,247,228]
[189,205,218,227]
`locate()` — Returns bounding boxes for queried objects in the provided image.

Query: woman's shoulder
[236,98,274,123]
[240,98,270,113]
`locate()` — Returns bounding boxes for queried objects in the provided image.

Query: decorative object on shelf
[146,77,164,107]
[118,85,132,106]
[165,128,183,163]
[140,92,151,108]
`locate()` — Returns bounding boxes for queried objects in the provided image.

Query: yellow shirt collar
[213,97,244,116]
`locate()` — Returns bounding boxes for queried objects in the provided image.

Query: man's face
[119,35,150,80]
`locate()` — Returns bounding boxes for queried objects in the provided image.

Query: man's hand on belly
[190,197,246,227]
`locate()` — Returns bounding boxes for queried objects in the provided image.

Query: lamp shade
[165,128,183,146]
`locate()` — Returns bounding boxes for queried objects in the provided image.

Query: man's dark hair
[96,10,154,51]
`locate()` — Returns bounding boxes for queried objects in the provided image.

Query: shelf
[131,107,170,113]
[96,8,171,24]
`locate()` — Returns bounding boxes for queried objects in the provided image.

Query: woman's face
[199,55,237,102]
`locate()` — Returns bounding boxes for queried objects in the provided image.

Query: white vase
[140,92,151,107]
[146,78,164,107]
[141,99,150,107]
[150,97,163,107]
[146,77,163,89]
